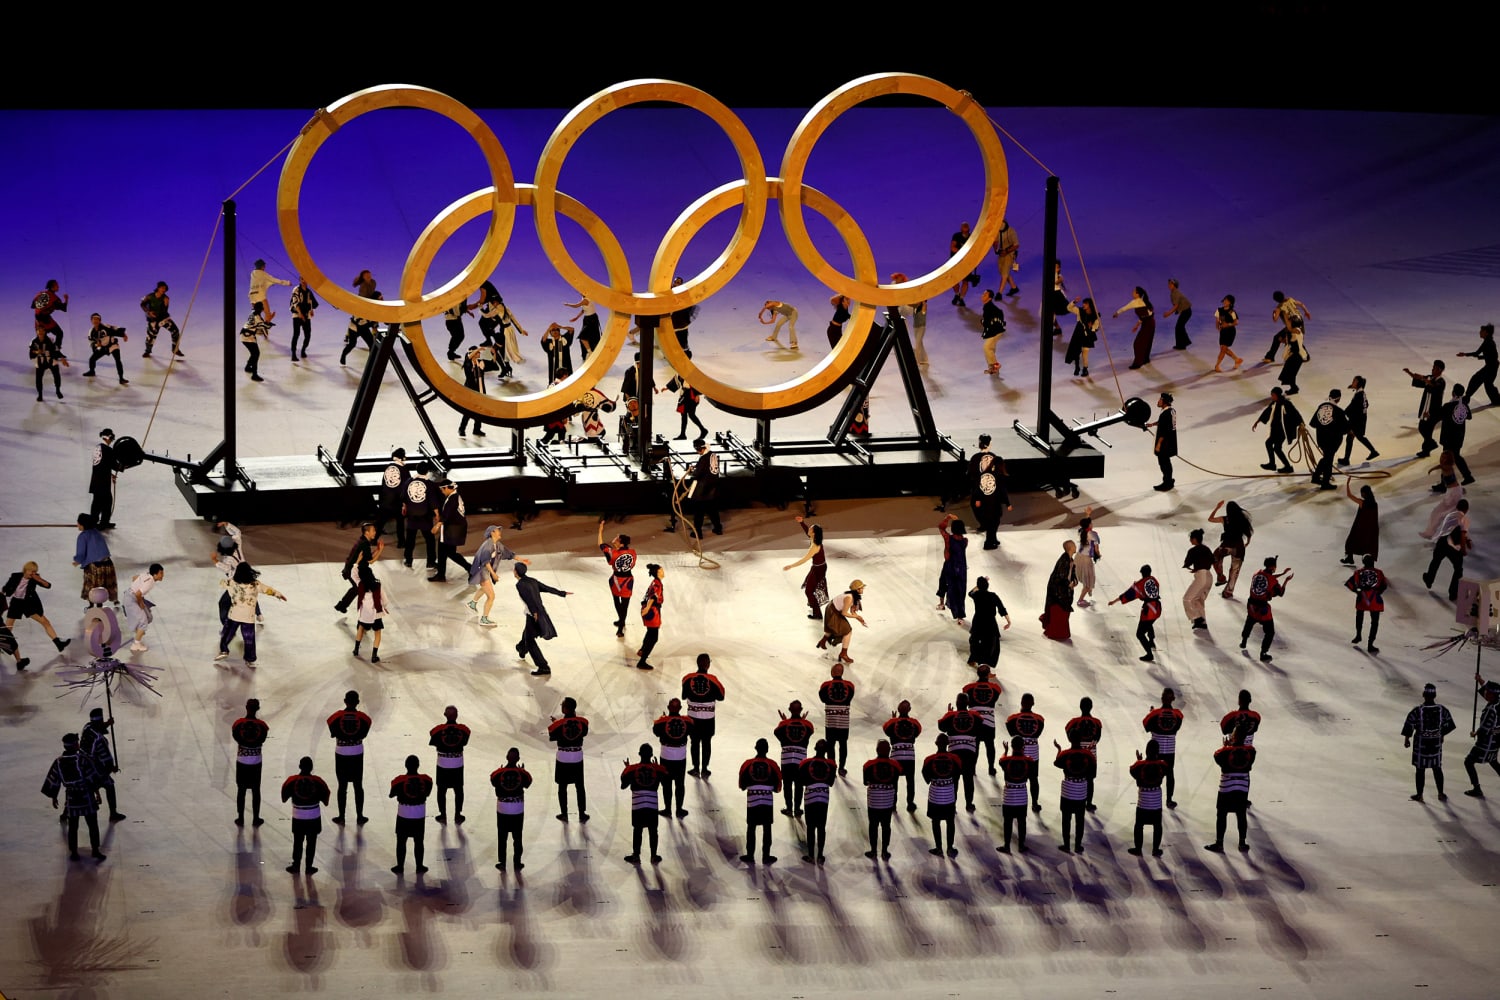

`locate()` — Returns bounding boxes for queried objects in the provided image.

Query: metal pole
[1475,636,1483,733]
[103,665,118,769]
[638,319,656,472]
[223,199,237,484]
[1036,176,1060,442]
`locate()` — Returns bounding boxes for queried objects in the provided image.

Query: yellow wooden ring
[533,79,768,317]
[398,184,630,424]
[277,84,516,325]
[778,73,1008,307]
[652,179,879,418]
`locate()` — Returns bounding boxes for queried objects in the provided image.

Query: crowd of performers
[18,261,1500,876]
[40,666,1500,872]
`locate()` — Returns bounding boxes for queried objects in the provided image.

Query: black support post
[1036,176,1060,443]
[222,199,237,482]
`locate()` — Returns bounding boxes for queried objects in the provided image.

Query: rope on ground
[664,459,719,570]
[1174,425,1394,481]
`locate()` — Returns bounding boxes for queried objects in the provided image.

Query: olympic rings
[533,79,769,318]
[779,73,1008,307]
[278,75,1007,420]
[653,179,879,418]
[398,184,633,423]
[277,85,517,325]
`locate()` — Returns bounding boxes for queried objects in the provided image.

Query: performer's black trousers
[1133,806,1162,852]
[66,811,102,856]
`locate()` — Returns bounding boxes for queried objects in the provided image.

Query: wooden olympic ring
[652,179,879,418]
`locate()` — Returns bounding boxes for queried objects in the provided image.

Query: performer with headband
[774,701,815,818]
[652,698,694,818]
[598,521,637,639]
[683,653,725,778]
[883,700,923,811]
[1005,693,1045,812]
[1402,683,1456,803]
[231,698,269,827]
[388,754,434,875]
[428,705,471,824]
[281,757,330,875]
[327,690,372,825]
[489,747,532,871]
[1143,689,1184,809]
[620,744,668,865]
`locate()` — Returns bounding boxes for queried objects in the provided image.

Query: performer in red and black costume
[682,653,725,777]
[1345,553,1388,654]
[939,694,983,812]
[549,697,590,822]
[327,690,372,825]
[1005,693,1046,812]
[1220,690,1261,748]
[819,662,856,775]
[1143,688,1184,809]
[489,747,532,871]
[799,740,837,864]
[963,665,1004,775]
[33,278,68,351]
[922,733,964,858]
[1064,697,1103,812]
[428,705,471,824]
[739,738,782,865]
[996,736,1037,853]
[620,744,669,864]
[1206,722,1257,852]
[652,698,694,818]
[774,700,816,817]
[41,732,105,862]
[1110,565,1163,662]
[1127,739,1168,857]
[1053,732,1097,854]
[862,740,902,861]
[597,521,637,639]
[782,515,828,619]
[883,700,923,811]
[231,698,269,826]
[281,756,331,875]
[389,755,434,875]
[636,564,665,671]
[1240,556,1292,662]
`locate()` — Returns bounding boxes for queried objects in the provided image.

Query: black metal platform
[173,435,1104,525]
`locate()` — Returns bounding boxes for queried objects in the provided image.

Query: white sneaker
[131,642,148,653]
[214,651,229,661]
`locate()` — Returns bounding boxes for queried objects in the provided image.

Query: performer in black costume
[1464,676,1500,798]
[516,563,570,676]
[1309,388,1350,488]
[1338,375,1379,464]
[80,708,126,822]
[82,313,129,383]
[968,434,1011,549]
[377,448,409,549]
[88,428,117,529]
[1460,323,1500,408]
[1401,682,1456,802]
[1402,359,1445,458]
[1252,387,1302,473]
[41,732,106,861]
[1149,392,1177,491]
